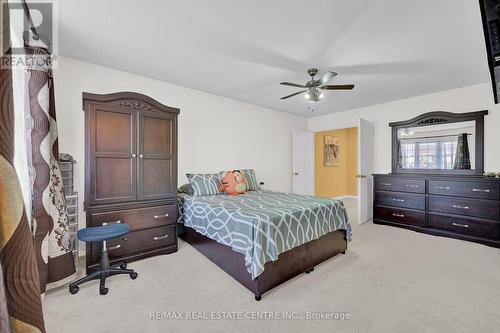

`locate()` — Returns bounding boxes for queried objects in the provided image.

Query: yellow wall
[314,127,358,198]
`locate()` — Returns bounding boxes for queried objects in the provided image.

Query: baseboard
[333,195,359,200]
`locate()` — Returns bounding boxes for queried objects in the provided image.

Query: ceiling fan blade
[320,84,355,90]
[318,71,337,85]
[280,82,307,88]
[280,90,308,100]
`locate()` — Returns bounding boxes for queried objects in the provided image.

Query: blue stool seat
[77,224,129,242]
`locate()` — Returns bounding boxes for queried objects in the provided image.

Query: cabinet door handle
[436,186,451,190]
[102,220,122,226]
[406,184,418,188]
[139,154,144,159]
[452,204,469,210]
[452,222,469,228]
[392,198,405,202]
[108,244,121,251]
[392,213,405,218]
[154,213,169,219]
[380,182,391,186]
[153,234,169,241]
[131,154,137,158]
[472,188,491,193]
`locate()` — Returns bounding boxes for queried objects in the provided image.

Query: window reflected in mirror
[396,121,475,171]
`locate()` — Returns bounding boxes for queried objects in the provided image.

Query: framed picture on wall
[324,135,339,167]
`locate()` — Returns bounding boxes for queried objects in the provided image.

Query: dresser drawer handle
[153,234,169,241]
[406,184,419,188]
[108,244,121,251]
[154,213,169,219]
[452,222,469,228]
[102,220,122,226]
[380,182,391,186]
[472,188,491,193]
[392,198,405,202]
[435,186,451,190]
[392,213,405,218]
[452,204,469,210]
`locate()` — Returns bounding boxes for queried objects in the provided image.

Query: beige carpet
[43,199,500,333]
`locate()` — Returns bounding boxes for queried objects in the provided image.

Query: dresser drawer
[375,191,425,210]
[428,214,500,239]
[107,225,176,258]
[375,178,425,193]
[374,206,425,227]
[89,205,177,231]
[429,196,500,219]
[428,181,499,200]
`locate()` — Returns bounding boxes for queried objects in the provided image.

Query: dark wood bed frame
[180,225,347,301]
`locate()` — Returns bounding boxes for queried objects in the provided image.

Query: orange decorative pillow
[219,170,247,195]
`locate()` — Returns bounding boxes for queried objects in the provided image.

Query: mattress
[178,190,351,279]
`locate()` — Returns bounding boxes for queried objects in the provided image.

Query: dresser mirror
[390,111,487,175]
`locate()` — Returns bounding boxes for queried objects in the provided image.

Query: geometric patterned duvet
[178,190,352,279]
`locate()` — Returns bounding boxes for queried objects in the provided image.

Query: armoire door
[137,110,177,200]
[87,103,138,205]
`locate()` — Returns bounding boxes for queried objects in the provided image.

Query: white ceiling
[57,0,491,117]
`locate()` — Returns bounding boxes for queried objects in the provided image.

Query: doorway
[314,127,359,200]
[312,120,374,225]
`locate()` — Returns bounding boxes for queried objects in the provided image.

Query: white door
[292,130,314,195]
[358,119,374,224]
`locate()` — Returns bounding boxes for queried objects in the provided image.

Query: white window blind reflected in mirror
[400,137,457,170]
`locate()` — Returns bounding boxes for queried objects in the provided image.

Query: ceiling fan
[280,68,354,102]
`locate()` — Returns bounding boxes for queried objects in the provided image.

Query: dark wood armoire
[83,92,179,273]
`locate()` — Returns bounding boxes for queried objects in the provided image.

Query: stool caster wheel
[130,272,138,280]
[69,286,79,295]
[120,262,127,270]
[100,287,108,295]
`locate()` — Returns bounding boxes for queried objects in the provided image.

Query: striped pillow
[240,169,259,191]
[186,173,221,196]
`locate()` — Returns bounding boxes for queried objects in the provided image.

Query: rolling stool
[69,223,138,295]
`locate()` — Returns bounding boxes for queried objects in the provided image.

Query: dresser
[83,92,179,273]
[373,174,500,247]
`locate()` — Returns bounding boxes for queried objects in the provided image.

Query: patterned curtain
[0,0,45,331]
[27,49,76,292]
[453,133,471,170]
[397,140,403,168]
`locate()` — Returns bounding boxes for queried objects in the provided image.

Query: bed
[178,189,352,300]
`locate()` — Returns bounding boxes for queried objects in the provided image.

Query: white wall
[308,83,500,174]
[54,57,306,243]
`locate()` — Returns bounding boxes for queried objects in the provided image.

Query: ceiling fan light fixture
[305,88,324,102]
[279,68,354,105]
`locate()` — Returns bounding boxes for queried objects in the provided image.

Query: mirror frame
[389,111,488,175]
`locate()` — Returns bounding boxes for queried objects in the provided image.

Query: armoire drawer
[375,191,426,210]
[428,196,500,219]
[428,180,499,200]
[375,178,425,194]
[374,206,425,227]
[428,214,500,239]
[107,225,176,258]
[89,204,177,231]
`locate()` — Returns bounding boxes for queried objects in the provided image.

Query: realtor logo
[2,0,58,68]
